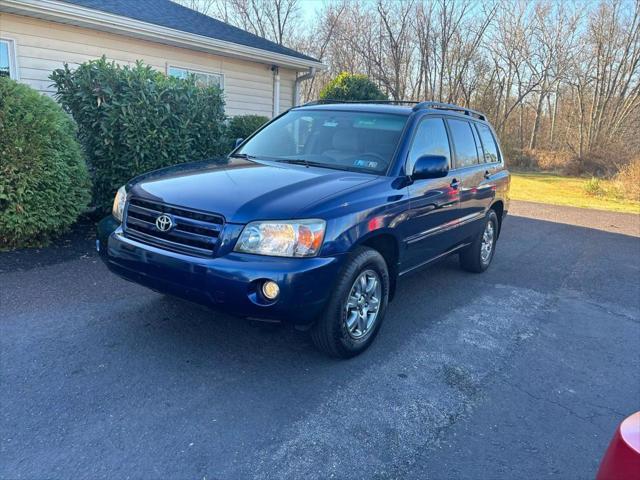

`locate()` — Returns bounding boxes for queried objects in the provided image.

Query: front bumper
[97,217,343,325]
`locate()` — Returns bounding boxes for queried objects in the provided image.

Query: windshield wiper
[276,158,310,167]
[229,153,256,159]
[275,159,354,172]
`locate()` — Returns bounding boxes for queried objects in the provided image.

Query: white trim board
[0,0,325,71]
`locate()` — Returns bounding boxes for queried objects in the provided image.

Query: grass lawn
[510,172,640,214]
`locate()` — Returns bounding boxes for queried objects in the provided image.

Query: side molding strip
[399,242,471,276]
[405,211,485,245]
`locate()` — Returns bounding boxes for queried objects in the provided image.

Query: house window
[168,66,223,89]
[0,39,18,80]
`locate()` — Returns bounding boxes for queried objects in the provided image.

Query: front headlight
[234,219,326,257]
[112,186,127,222]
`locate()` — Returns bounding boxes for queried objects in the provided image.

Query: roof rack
[412,101,486,121]
[300,99,487,121]
[302,99,420,107]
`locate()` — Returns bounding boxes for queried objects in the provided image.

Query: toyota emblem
[155,214,174,232]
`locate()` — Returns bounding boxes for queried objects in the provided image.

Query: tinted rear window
[447,119,479,168]
[475,123,501,163]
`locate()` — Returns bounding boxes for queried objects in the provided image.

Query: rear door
[403,116,461,269]
[474,122,502,207]
[446,118,486,242]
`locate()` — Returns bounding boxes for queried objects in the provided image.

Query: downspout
[272,65,280,117]
[294,67,317,106]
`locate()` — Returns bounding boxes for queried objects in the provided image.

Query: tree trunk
[529,91,545,150]
[549,86,559,147]
[519,102,524,152]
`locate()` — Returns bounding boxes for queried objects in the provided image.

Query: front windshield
[236,110,408,174]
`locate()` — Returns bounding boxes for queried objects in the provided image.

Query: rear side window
[475,123,501,163]
[447,119,479,168]
[407,118,451,173]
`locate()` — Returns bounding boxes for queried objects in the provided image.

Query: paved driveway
[1,201,639,479]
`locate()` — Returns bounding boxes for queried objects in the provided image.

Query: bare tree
[208,0,302,46]
[172,0,218,16]
[295,1,347,101]
[586,0,639,153]
[174,0,302,46]
[483,1,538,136]
[527,1,580,150]
[174,0,640,166]
[373,0,416,100]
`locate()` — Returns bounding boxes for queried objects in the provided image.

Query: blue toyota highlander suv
[98,101,510,358]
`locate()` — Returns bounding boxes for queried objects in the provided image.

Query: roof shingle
[59,0,318,63]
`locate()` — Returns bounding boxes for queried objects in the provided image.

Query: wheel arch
[356,232,400,301]
[489,200,505,238]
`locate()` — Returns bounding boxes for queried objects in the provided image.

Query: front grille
[124,197,224,256]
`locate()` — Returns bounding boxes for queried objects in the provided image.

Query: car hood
[128,158,376,224]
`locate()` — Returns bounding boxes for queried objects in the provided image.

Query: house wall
[0,12,299,117]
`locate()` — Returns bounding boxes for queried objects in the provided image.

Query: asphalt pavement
[1,201,639,479]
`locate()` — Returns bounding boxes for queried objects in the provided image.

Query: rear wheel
[311,247,389,358]
[460,210,499,273]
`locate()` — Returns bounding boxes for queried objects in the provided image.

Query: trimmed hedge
[0,78,91,249]
[227,114,269,146]
[50,57,228,211]
[319,72,387,101]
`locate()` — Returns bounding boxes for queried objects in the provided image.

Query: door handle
[450,178,460,189]
[484,170,491,180]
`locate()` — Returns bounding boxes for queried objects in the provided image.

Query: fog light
[262,280,280,300]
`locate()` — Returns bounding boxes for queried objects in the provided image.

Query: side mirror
[234,138,244,148]
[412,155,449,180]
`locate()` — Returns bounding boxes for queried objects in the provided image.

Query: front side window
[407,117,451,173]
[0,39,17,79]
[237,110,408,174]
[475,123,501,163]
[169,66,223,89]
[447,119,479,168]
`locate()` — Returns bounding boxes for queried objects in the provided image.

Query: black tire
[311,246,390,358]
[459,210,499,273]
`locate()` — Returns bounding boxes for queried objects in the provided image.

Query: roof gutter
[294,67,317,106]
[0,0,325,71]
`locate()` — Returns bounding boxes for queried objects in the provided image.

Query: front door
[402,117,461,270]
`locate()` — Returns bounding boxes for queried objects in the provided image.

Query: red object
[597,412,640,480]
[367,217,383,232]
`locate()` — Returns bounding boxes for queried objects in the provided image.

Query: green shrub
[227,114,269,146]
[50,57,228,211]
[319,72,387,101]
[0,78,91,249]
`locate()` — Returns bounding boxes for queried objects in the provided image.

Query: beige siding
[280,68,296,113]
[0,12,298,117]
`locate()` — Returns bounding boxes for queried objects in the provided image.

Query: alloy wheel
[480,221,495,264]
[344,269,382,339]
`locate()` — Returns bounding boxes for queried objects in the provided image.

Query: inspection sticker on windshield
[354,159,378,168]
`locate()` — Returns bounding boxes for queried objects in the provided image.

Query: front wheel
[459,210,499,273]
[311,247,389,358]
